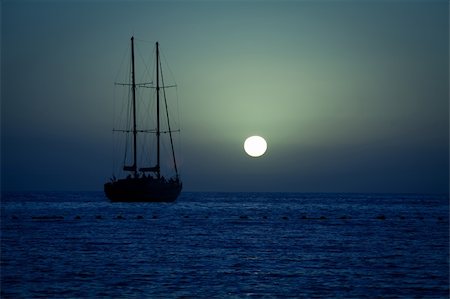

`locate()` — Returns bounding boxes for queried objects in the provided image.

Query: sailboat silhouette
[104,37,182,202]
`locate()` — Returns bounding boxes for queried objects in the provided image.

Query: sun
[244,136,267,157]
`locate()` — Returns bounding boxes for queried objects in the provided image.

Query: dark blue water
[1,192,448,298]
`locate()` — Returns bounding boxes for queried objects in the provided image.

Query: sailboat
[104,37,182,202]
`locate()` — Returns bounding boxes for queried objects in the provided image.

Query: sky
[1,0,448,193]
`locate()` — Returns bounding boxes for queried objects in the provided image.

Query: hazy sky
[1,0,448,193]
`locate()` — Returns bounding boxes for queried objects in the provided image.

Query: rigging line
[114,42,130,84]
[162,49,181,173]
[111,73,120,176]
[145,44,155,85]
[160,50,178,86]
[158,47,179,131]
[123,59,133,168]
[151,44,157,85]
[115,70,131,175]
[123,89,130,168]
[114,45,132,132]
[160,56,179,177]
[136,43,153,88]
[111,94,116,176]
[117,84,128,139]
[175,85,182,175]
[161,46,182,176]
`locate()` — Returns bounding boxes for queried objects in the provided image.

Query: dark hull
[104,177,182,202]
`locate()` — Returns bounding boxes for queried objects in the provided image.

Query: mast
[131,37,138,176]
[156,42,161,179]
[131,36,137,175]
[123,36,138,176]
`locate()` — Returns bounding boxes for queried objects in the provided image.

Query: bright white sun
[244,136,267,157]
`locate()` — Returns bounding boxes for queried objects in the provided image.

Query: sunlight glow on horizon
[1,1,448,192]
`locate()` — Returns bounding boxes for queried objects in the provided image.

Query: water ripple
[1,192,448,298]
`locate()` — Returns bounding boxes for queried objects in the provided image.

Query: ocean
[1,192,448,298]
